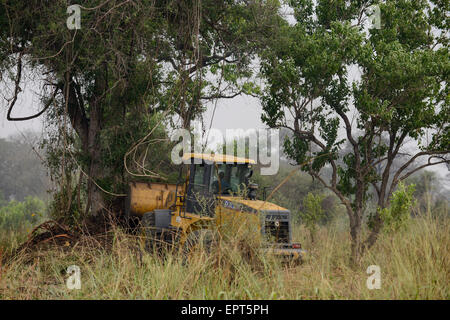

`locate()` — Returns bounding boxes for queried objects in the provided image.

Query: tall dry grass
[0,215,448,299]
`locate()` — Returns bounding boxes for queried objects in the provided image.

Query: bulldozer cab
[183,153,255,216]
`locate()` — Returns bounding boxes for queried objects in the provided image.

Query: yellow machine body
[126,153,305,261]
[127,181,179,216]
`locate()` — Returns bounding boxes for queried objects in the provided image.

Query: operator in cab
[212,171,231,194]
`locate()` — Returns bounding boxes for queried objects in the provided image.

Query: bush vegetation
[0,194,47,252]
[0,213,447,300]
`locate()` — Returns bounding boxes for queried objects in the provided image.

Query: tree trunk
[310,229,315,244]
[349,209,363,267]
[66,70,106,218]
[364,190,390,252]
[85,70,106,217]
[364,213,383,251]
[86,105,104,217]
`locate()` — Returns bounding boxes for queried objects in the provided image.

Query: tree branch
[388,150,450,197]
[399,157,448,183]
[6,52,60,121]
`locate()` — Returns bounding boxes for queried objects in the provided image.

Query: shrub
[0,196,46,231]
[378,182,416,233]
[300,192,325,243]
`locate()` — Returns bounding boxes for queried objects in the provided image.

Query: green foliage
[378,182,416,233]
[0,196,46,231]
[1,0,284,218]
[0,190,6,207]
[253,163,319,211]
[47,181,84,224]
[0,134,49,201]
[252,160,343,225]
[100,112,177,184]
[262,0,448,189]
[260,0,449,261]
[300,192,325,242]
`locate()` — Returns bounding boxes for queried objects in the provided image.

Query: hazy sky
[0,82,267,138]
[1,82,448,189]
[0,73,45,138]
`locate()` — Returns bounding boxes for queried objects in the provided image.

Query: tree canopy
[0,0,282,217]
[260,0,449,263]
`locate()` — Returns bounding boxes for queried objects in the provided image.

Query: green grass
[0,215,448,299]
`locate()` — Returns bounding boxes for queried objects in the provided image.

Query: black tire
[141,212,156,251]
[125,215,141,234]
[182,229,217,257]
[141,212,179,255]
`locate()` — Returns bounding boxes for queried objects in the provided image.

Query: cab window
[209,163,251,194]
[192,165,206,192]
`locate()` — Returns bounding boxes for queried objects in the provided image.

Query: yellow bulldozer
[125,153,305,262]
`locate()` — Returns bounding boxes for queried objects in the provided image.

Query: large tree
[260,0,449,264]
[1,0,168,217]
[0,0,281,218]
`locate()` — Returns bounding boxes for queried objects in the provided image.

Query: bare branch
[388,151,450,196]
[399,157,448,183]
[6,52,60,121]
